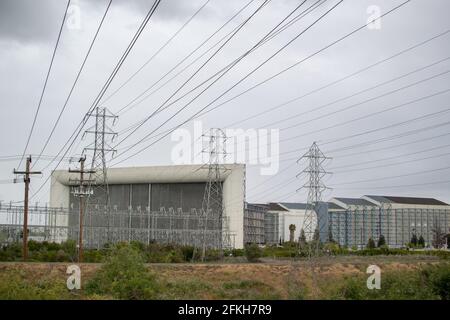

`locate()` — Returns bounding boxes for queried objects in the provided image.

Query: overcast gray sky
[1,0,450,205]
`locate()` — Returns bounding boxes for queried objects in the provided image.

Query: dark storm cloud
[0,0,69,44]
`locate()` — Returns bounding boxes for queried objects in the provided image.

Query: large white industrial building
[49,164,246,248]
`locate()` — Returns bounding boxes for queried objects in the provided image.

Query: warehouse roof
[333,197,375,206]
[246,203,269,210]
[328,202,345,210]
[268,203,288,211]
[279,202,308,210]
[365,195,449,206]
[267,202,309,211]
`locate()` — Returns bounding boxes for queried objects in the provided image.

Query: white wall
[270,209,313,242]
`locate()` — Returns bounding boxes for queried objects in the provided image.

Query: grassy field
[0,254,449,300]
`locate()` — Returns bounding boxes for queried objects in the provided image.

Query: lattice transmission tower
[297,142,331,258]
[200,128,231,261]
[82,107,118,246]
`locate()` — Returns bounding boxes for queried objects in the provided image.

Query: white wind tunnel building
[49,164,246,248]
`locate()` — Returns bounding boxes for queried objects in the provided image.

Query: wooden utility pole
[14,156,41,261]
[69,156,95,263]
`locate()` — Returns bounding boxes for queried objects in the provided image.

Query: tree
[431,223,446,249]
[366,238,376,249]
[298,229,307,247]
[377,235,386,247]
[313,228,320,243]
[328,229,334,243]
[418,235,425,248]
[410,234,418,247]
[289,224,296,243]
[244,244,262,262]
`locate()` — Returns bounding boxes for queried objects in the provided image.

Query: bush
[85,243,159,299]
[366,238,376,249]
[244,244,262,262]
[333,269,439,300]
[422,264,450,300]
[377,235,386,247]
[0,270,71,300]
[323,242,341,255]
[231,248,245,257]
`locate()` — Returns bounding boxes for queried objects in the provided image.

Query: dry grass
[0,255,446,300]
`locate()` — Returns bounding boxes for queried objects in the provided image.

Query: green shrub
[231,248,245,257]
[85,243,159,299]
[83,250,105,263]
[61,240,77,262]
[244,244,262,262]
[366,238,376,249]
[0,270,71,300]
[332,268,442,300]
[422,264,450,300]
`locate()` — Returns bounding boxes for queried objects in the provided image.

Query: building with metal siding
[50,164,246,248]
[243,203,266,245]
[328,195,450,248]
[264,210,279,245]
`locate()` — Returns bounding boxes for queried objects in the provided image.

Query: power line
[337,179,450,190]
[33,0,113,168]
[114,0,257,116]
[332,165,450,186]
[223,29,450,128]
[114,0,326,184]
[117,0,414,152]
[331,142,450,170]
[38,0,162,174]
[18,0,71,169]
[112,0,344,166]
[115,0,326,117]
[280,79,450,144]
[324,120,450,154]
[100,0,212,106]
[115,0,327,147]
[113,0,275,150]
[268,56,450,131]
[192,57,450,156]
[331,131,450,159]
[218,88,450,163]
[321,108,450,147]
[29,0,163,201]
[272,108,450,159]
[191,0,414,123]
[333,150,450,174]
